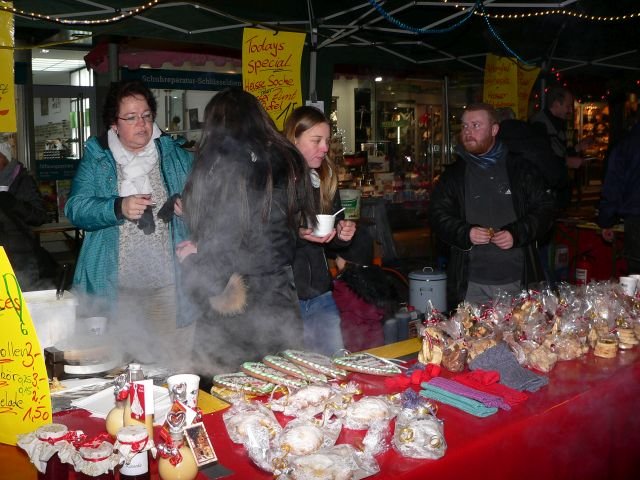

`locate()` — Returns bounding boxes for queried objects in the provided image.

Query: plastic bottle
[396,305,411,341]
[157,416,198,480]
[123,363,155,439]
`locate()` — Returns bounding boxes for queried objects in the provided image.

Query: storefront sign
[0,247,52,446]
[36,158,78,180]
[242,27,306,130]
[483,53,540,119]
[0,2,17,132]
[121,68,241,91]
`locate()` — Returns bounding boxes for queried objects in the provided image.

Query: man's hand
[566,156,584,169]
[491,230,514,249]
[469,226,492,245]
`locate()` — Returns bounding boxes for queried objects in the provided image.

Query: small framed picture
[184,422,217,466]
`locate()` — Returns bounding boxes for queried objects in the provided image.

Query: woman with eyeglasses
[65,80,194,365]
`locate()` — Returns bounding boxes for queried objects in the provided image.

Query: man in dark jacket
[598,121,640,274]
[429,104,555,310]
[0,142,50,290]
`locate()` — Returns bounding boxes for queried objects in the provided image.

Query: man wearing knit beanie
[0,141,51,289]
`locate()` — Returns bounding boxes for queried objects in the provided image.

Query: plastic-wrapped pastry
[392,408,446,459]
[526,344,558,373]
[466,337,498,361]
[441,342,468,372]
[343,396,397,430]
[223,401,281,444]
[280,423,324,456]
[542,334,589,361]
[279,444,379,480]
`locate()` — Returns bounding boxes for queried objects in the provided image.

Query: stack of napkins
[71,385,171,426]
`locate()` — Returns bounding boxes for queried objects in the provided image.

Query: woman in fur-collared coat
[179,89,317,375]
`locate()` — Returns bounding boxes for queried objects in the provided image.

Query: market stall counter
[3,339,639,480]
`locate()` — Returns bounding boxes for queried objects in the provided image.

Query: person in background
[598,120,640,274]
[530,86,592,210]
[0,141,50,290]
[284,105,357,356]
[429,103,555,310]
[65,80,193,363]
[497,107,562,286]
[178,89,317,374]
[331,228,400,352]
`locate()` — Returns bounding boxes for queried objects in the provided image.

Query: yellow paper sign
[0,2,17,132]
[483,54,518,113]
[242,27,306,130]
[0,247,52,446]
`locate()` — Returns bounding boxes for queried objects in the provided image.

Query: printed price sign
[0,247,52,445]
[242,27,306,130]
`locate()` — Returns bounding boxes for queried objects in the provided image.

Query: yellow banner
[483,53,540,120]
[0,247,52,446]
[242,27,306,130]
[0,2,16,132]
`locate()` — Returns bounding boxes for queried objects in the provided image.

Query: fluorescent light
[32,58,86,72]
[375,76,383,82]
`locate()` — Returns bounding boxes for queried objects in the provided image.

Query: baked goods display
[213,372,277,396]
[223,401,282,444]
[392,408,446,460]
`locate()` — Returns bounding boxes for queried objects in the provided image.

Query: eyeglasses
[118,112,154,125]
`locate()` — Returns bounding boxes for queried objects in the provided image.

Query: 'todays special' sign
[242,27,306,130]
[0,247,52,446]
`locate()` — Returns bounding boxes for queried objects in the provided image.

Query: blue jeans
[299,291,344,356]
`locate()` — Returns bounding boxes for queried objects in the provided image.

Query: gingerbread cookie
[212,372,276,396]
[263,355,328,384]
[281,350,349,379]
[332,353,402,376]
[242,362,308,389]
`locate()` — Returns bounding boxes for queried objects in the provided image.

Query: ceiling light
[375,76,383,82]
[32,58,86,72]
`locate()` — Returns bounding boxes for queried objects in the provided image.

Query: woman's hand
[176,240,197,262]
[122,194,153,221]
[336,220,356,242]
[174,197,183,216]
[298,227,336,243]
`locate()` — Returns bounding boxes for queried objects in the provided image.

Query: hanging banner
[242,27,306,130]
[0,247,52,445]
[0,1,16,132]
[483,53,540,120]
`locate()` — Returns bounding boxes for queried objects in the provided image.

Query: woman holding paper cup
[284,106,357,356]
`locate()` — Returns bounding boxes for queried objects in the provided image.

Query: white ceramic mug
[619,276,638,296]
[167,373,200,409]
[313,214,335,237]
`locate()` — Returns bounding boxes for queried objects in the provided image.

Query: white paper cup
[0,186,9,192]
[84,316,107,335]
[628,274,640,293]
[167,373,200,409]
[313,214,335,236]
[339,189,362,220]
[619,276,638,296]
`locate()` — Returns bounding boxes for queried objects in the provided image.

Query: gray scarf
[0,159,19,186]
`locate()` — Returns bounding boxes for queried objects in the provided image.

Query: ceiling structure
[9,1,640,96]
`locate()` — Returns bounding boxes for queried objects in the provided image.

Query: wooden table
[31,221,82,253]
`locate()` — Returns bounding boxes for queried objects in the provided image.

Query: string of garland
[476,1,527,65]
[366,0,528,64]
[365,0,478,34]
